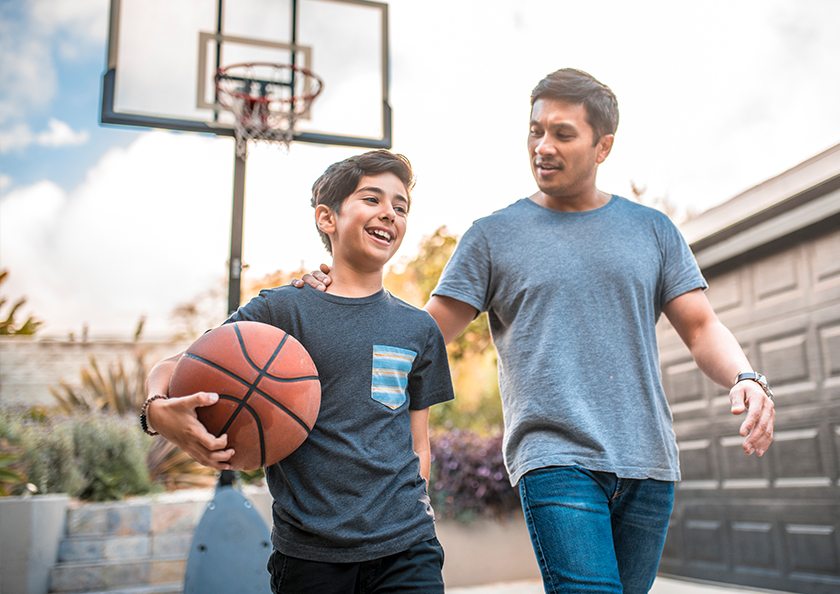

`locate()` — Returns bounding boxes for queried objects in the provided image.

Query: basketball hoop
[215,62,324,158]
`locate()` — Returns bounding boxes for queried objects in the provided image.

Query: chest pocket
[371,345,417,410]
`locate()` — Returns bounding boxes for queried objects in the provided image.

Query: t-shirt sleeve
[431,223,493,313]
[226,289,275,325]
[407,314,455,410]
[658,217,708,305]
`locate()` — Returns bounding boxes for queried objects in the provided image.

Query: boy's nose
[380,204,396,221]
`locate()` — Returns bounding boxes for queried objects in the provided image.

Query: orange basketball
[169,321,321,470]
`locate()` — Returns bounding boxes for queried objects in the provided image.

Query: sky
[2,0,839,340]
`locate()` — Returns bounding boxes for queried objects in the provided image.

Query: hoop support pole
[227,151,246,314]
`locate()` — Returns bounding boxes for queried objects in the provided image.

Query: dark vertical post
[227,151,246,315]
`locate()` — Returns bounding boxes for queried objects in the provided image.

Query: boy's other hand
[148,392,236,470]
[291,263,332,291]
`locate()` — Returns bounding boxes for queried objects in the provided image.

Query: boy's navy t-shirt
[228,285,454,563]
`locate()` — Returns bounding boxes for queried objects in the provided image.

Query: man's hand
[291,263,332,291]
[730,380,775,456]
[147,392,236,470]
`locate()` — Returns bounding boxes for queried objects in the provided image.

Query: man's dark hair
[311,149,414,255]
[530,68,619,144]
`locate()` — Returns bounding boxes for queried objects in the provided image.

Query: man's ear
[595,134,614,165]
[315,204,336,236]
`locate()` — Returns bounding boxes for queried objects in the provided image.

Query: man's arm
[144,353,236,470]
[292,265,480,346]
[663,288,775,456]
[424,295,479,344]
[409,408,432,482]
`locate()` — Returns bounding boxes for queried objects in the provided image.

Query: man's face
[528,98,613,201]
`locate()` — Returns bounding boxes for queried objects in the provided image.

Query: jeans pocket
[371,345,416,409]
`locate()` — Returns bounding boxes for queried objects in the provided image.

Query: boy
[141,150,454,593]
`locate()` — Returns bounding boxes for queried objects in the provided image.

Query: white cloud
[0,131,351,338]
[29,0,109,43]
[37,119,90,147]
[0,119,89,153]
[0,0,107,123]
[0,174,11,195]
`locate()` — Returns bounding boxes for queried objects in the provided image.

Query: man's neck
[530,188,611,213]
[324,260,385,298]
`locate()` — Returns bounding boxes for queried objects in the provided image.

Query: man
[302,68,775,594]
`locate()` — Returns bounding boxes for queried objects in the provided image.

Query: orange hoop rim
[215,62,324,106]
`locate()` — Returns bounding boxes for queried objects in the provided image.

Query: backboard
[101,0,391,149]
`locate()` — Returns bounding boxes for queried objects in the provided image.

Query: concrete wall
[0,494,69,594]
[0,337,188,406]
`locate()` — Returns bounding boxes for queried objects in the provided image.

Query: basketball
[169,321,321,471]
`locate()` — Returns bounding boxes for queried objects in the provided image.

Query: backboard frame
[100,0,392,149]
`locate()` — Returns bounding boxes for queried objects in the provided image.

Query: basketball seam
[216,394,268,468]
[184,353,318,434]
[183,353,316,433]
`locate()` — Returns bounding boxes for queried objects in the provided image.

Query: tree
[0,270,42,335]
[385,227,502,431]
[629,182,698,224]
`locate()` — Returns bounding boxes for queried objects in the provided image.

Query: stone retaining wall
[0,337,189,406]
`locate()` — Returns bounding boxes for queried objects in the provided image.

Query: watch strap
[734,372,774,401]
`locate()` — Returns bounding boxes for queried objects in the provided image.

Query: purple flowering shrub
[429,427,520,522]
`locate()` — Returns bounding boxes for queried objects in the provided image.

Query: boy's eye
[395,205,407,215]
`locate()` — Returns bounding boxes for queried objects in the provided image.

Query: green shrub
[429,427,520,523]
[2,404,158,501]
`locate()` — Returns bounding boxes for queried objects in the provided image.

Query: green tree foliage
[385,227,503,432]
[0,270,42,335]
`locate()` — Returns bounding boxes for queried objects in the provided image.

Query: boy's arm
[410,408,432,483]
[663,288,775,457]
[144,353,236,470]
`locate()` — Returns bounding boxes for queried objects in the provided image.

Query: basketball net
[216,63,323,159]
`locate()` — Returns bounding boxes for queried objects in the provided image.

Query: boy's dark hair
[311,149,414,255]
[530,68,619,144]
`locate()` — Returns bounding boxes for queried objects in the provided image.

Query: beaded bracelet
[140,394,169,436]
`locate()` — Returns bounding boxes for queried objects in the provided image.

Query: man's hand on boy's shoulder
[148,393,236,470]
[290,263,332,291]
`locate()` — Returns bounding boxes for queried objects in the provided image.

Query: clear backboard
[101,0,391,149]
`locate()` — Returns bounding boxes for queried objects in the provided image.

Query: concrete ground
[446,575,788,594]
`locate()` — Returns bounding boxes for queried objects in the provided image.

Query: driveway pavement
[446,576,788,594]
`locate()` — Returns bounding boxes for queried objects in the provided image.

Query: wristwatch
[734,371,774,401]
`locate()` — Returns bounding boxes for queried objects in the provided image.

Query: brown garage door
[657,220,840,593]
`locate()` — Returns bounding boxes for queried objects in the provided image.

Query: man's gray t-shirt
[432,196,706,484]
[229,286,454,562]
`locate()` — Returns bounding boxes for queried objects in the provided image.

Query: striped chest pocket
[371,345,417,410]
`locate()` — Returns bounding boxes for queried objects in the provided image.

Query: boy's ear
[315,204,336,236]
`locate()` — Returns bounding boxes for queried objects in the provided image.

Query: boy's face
[321,171,409,271]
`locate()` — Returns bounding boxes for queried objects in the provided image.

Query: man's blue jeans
[519,466,674,594]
